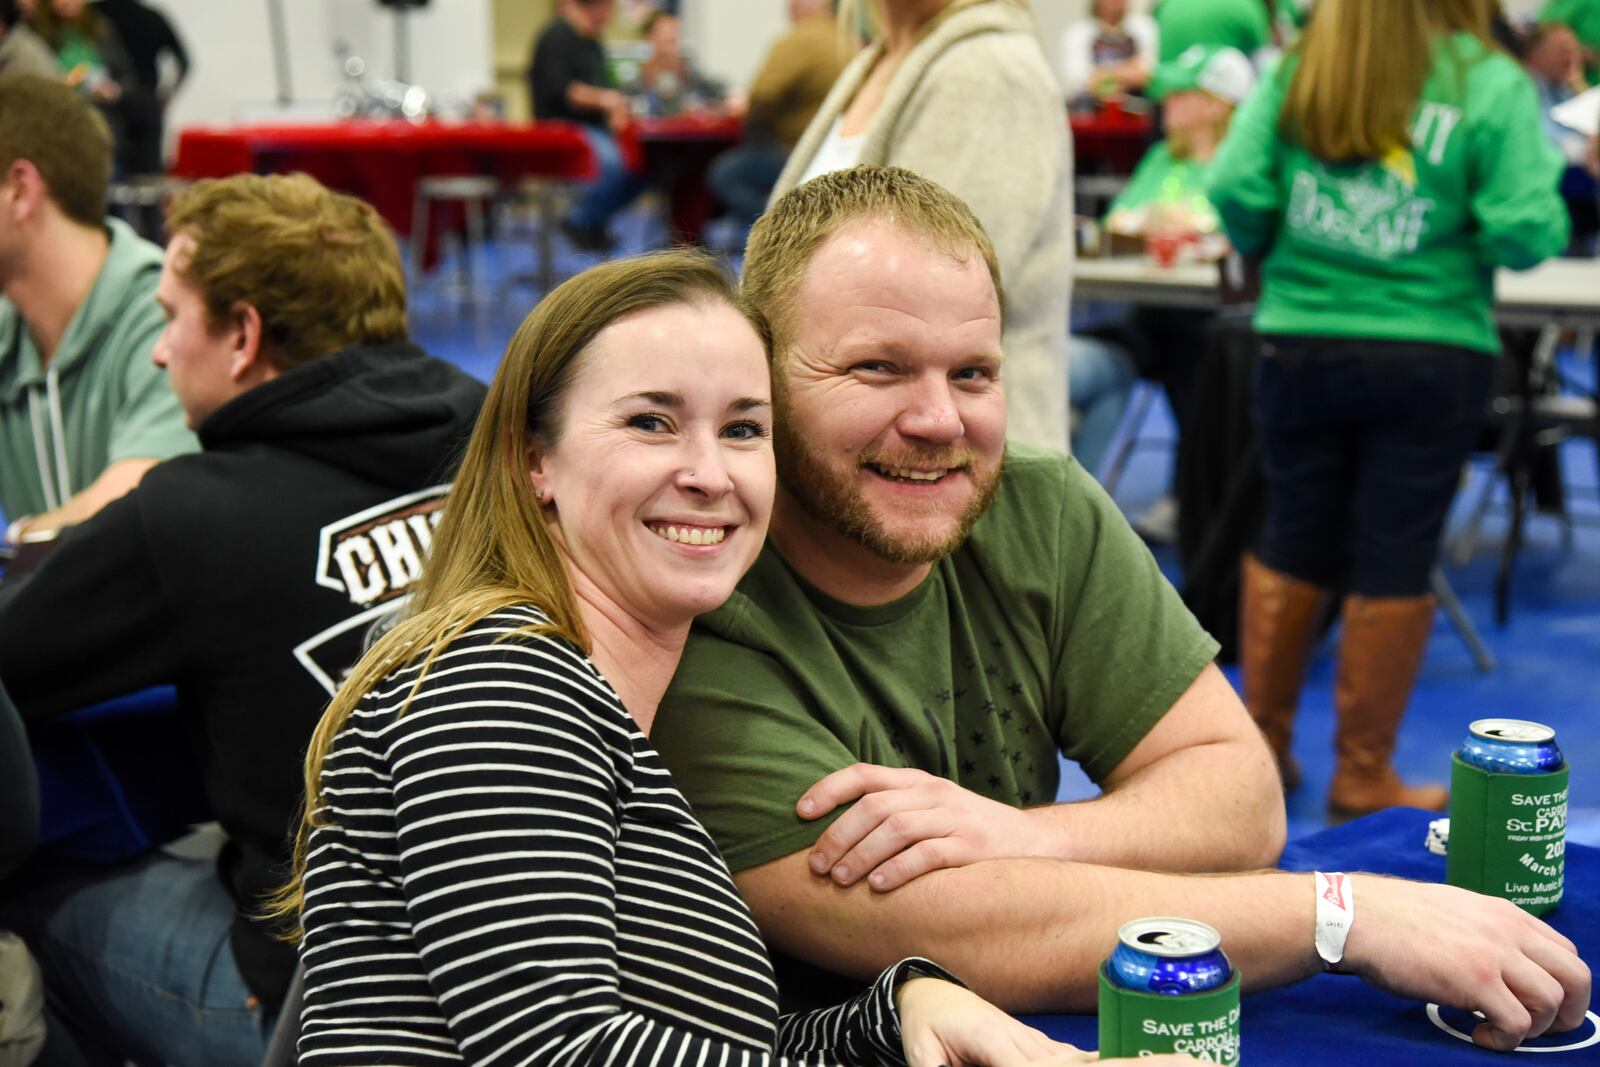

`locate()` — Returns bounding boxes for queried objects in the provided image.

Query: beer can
[1099,918,1241,1065]
[1459,719,1565,775]
[1108,918,1232,995]
[1447,719,1568,915]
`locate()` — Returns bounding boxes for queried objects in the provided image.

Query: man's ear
[2,160,43,226]
[225,300,267,382]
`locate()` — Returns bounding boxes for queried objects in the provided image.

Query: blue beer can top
[1460,718,1565,775]
[1109,917,1231,995]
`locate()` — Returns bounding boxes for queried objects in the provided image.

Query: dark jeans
[707,140,787,225]
[570,127,648,231]
[1252,335,1495,598]
[2,853,273,1067]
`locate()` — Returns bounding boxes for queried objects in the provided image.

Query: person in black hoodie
[0,172,486,1067]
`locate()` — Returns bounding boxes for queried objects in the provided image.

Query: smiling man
[651,168,1591,1047]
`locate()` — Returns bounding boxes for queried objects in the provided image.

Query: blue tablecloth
[1027,808,1597,1062]
[32,685,210,862]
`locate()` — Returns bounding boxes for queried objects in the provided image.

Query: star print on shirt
[961,759,976,774]
[987,775,1002,789]
[980,699,996,713]
[1007,681,1024,697]
[984,664,1000,678]
[999,708,1014,723]
[936,689,952,704]
[969,730,986,747]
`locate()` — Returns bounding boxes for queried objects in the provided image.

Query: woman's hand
[896,977,1201,1065]
[896,978,1088,1066]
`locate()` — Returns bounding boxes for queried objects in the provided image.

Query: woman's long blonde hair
[1280,0,1496,162]
[264,250,746,936]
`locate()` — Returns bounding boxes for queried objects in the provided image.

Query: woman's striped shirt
[297,606,942,1065]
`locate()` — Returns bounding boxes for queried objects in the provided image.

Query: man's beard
[774,404,1002,565]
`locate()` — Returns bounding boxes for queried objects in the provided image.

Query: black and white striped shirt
[298,606,941,1065]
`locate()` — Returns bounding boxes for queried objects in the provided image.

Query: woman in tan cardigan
[772,0,1073,456]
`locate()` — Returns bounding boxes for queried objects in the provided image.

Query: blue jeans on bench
[5,852,273,1067]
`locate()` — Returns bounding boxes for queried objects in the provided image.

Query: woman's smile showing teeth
[649,522,729,546]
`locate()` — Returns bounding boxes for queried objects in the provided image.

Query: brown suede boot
[1239,555,1329,792]
[1328,593,1449,820]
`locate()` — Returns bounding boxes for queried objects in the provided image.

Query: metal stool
[410,174,498,345]
[107,175,193,242]
[497,175,580,302]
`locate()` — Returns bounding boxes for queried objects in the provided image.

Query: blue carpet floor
[410,226,1599,849]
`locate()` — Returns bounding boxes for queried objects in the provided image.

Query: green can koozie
[1097,963,1242,1064]
[1446,754,1568,915]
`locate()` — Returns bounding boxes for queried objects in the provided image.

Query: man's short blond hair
[165,173,407,370]
[741,165,1005,362]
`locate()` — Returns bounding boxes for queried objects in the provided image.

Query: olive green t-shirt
[655,447,1220,876]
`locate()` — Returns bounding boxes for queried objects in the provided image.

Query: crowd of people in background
[0,0,185,177]
[0,0,1596,1064]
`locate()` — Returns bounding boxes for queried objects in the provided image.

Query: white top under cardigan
[772,0,1075,455]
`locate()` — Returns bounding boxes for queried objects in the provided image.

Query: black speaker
[376,0,430,9]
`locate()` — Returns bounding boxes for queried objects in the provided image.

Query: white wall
[156,0,492,133]
[681,0,789,89]
[681,0,1153,91]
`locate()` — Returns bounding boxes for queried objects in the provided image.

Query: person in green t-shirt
[1208,0,1568,817]
[0,73,195,543]
[1541,0,1600,80]
[1073,44,1255,474]
[1153,0,1270,64]
[653,167,1590,1037]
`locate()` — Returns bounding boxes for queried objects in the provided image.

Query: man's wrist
[1314,871,1355,973]
[1023,803,1078,863]
[3,516,33,545]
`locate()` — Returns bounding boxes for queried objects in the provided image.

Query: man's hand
[1345,876,1591,1052]
[797,764,1055,891]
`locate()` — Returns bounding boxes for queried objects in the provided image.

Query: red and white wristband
[1314,871,1354,973]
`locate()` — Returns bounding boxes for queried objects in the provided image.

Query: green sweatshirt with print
[1208,34,1569,354]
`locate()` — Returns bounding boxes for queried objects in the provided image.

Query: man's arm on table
[799,663,1284,890]
[734,852,1590,1049]
[0,487,176,719]
[8,457,157,539]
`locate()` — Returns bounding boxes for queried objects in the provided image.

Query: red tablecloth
[1070,108,1155,174]
[623,114,743,241]
[173,115,745,246]
[172,120,598,238]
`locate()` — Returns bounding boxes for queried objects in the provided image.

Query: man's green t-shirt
[1208,34,1569,354]
[1155,0,1270,64]
[655,447,1220,877]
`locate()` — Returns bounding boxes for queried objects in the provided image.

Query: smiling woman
[267,250,1101,1066]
